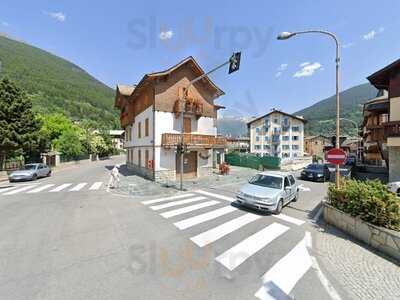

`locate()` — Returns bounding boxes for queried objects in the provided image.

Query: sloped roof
[247,109,306,126]
[367,58,400,89]
[116,84,136,97]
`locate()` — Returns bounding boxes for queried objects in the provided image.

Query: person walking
[108,165,120,189]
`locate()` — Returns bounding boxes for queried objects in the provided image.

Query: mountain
[294,83,378,137]
[217,116,249,138]
[0,35,117,128]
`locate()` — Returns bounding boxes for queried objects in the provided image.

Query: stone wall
[154,169,176,184]
[388,146,400,182]
[127,163,154,180]
[198,166,213,177]
[324,203,400,262]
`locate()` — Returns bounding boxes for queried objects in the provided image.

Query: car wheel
[32,174,37,181]
[47,171,51,177]
[292,191,299,202]
[274,199,283,215]
[397,188,400,197]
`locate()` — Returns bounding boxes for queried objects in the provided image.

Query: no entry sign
[326,148,347,165]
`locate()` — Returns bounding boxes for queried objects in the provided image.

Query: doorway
[176,151,197,179]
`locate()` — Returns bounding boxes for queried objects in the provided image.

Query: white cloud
[159,30,173,40]
[293,62,322,78]
[342,42,355,49]
[275,71,282,78]
[1,21,9,27]
[363,27,384,40]
[299,62,310,67]
[45,11,66,22]
[277,63,288,71]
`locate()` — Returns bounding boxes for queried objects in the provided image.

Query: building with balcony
[115,57,227,181]
[366,58,400,182]
[248,109,306,159]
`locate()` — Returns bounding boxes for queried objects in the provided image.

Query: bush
[327,179,400,231]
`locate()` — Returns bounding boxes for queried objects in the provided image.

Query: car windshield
[307,164,324,170]
[249,174,283,189]
[23,164,37,170]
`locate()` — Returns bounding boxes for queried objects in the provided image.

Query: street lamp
[277,30,341,188]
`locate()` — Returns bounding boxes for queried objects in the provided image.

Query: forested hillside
[294,83,378,136]
[0,35,118,128]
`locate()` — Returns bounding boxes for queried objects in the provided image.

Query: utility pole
[179,53,241,190]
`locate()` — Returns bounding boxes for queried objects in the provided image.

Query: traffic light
[228,52,241,74]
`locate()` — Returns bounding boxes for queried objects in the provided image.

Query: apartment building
[366,59,400,181]
[248,109,306,159]
[114,57,227,181]
[304,135,330,158]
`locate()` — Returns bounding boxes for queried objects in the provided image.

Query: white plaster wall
[198,149,213,167]
[155,147,176,171]
[154,111,181,145]
[125,106,154,148]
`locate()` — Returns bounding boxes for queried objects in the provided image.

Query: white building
[115,57,227,181]
[248,109,306,159]
[109,130,125,150]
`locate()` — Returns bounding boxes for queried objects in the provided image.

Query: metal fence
[0,158,24,171]
[225,153,280,170]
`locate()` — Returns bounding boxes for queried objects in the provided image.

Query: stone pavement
[313,222,400,300]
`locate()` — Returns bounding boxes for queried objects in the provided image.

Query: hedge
[327,179,400,231]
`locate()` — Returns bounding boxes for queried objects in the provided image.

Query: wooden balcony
[173,99,204,118]
[366,125,385,142]
[384,121,400,138]
[161,133,227,148]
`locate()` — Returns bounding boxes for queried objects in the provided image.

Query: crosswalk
[0,182,104,196]
[140,189,312,300]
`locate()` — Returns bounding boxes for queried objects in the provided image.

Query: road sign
[326,148,347,165]
[228,52,241,74]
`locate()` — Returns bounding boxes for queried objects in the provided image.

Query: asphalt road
[0,157,344,300]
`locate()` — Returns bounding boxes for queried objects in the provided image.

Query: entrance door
[183,117,191,133]
[176,151,197,179]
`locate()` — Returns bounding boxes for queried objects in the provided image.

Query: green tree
[55,129,83,159]
[0,77,41,167]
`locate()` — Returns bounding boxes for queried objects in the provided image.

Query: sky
[1,0,400,118]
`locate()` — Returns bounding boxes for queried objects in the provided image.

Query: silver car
[8,163,51,182]
[236,171,299,214]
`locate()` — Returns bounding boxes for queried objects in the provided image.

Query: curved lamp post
[277,30,341,188]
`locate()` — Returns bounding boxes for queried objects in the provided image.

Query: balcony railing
[173,99,204,117]
[366,125,385,142]
[161,133,227,148]
[384,121,400,138]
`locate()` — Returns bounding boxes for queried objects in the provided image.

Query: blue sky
[1,0,400,118]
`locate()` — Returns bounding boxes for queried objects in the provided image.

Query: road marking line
[2,185,36,195]
[50,183,73,192]
[27,184,55,193]
[89,182,103,190]
[150,196,206,211]
[0,186,19,194]
[310,256,342,300]
[273,214,305,226]
[254,237,312,300]
[190,213,261,247]
[195,190,235,202]
[305,231,312,249]
[174,206,237,230]
[69,183,87,191]
[298,184,311,192]
[160,200,219,219]
[216,223,289,271]
[141,193,195,205]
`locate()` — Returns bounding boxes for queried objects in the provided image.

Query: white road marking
[150,196,206,211]
[310,256,342,300]
[174,206,237,230]
[89,182,103,190]
[254,237,312,300]
[190,213,261,247]
[27,184,55,193]
[160,200,219,219]
[216,223,289,271]
[69,183,87,191]
[273,214,305,226]
[50,183,73,192]
[0,186,19,194]
[2,185,36,195]
[141,193,195,205]
[195,190,235,202]
[305,231,312,249]
[298,184,311,192]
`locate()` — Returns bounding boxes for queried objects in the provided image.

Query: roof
[109,130,125,136]
[367,58,400,89]
[247,109,306,126]
[116,84,136,97]
[304,135,329,140]
[130,56,225,101]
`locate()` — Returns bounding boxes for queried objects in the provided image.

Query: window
[263,145,270,150]
[138,122,141,138]
[282,136,289,141]
[145,150,149,168]
[289,175,296,185]
[292,126,300,132]
[145,118,149,137]
[292,136,299,141]
[256,136,260,142]
[274,118,279,124]
[284,177,290,188]
[256,127,260,134]
[254,145,261,150]
[138,150,141,167]
[264,136,269,142]
[292,145,299,150]
[282,145,289,150]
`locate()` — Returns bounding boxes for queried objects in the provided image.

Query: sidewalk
[313,221,400,300]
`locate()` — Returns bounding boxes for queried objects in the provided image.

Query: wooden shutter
[145,118,149,137]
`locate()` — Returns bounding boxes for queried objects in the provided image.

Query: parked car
[236,171,298,214]
[325,163,352,179]
[388,181,400,196]
[8,163,51,182]
[300,164,330,182]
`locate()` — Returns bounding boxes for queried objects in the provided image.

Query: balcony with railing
[366,121,400,142]
[384,121,400,138]
[161,133,227,148]
[173,98,204,118]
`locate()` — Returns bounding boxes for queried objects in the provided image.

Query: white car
[236,171,299,214]
[388,181,400,196]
